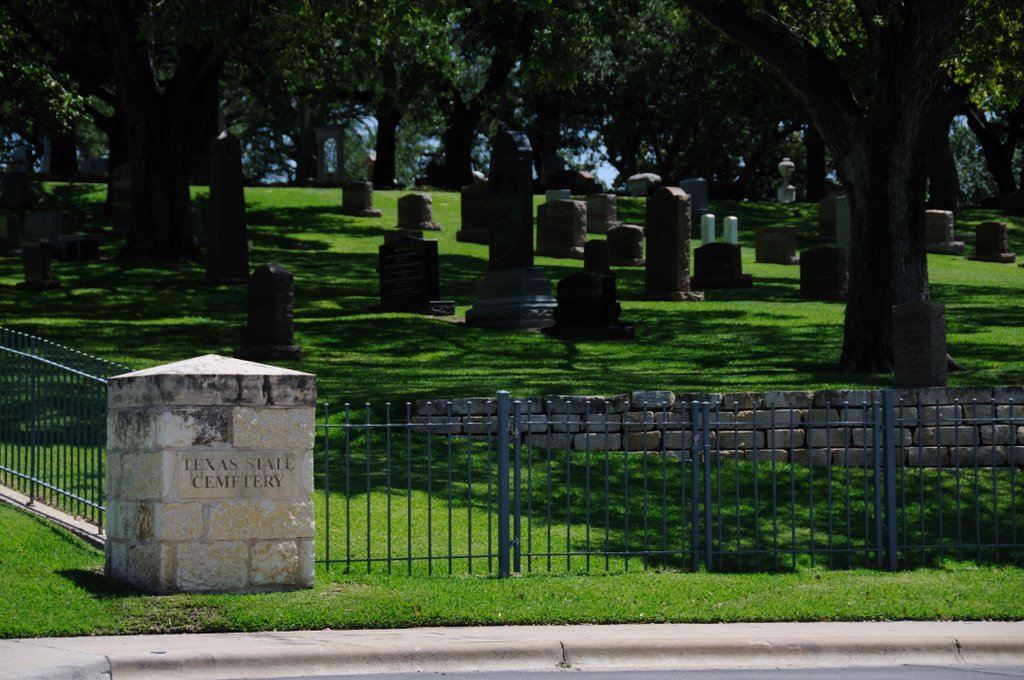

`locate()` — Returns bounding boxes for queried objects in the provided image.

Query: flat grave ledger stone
[545,189,571,202]
[835,195,851,248]
[892,302,947,388]
[543,241,634,341]
[924,209,964,255]
[585,193,620,234]
[799,246,847,300]
[755,226,799,265]
[972,221,1016,263]
[342,181,383,217]
[700,213,716,244]
[24,211,63,254]
[236,263,302,360]
[678,178,709,220]
[204,131,249,285]
[105,354,317,593]
[644,186,703,301]
[16,240,60,290]
[0,214,21,254]
[690,242,753,290]
[378,236,453,316]
[536,199,586,260]
[111,163,131,236]
[723,216,739,244]
[606,224,645,266]
[397,193,441,231]
[465,130,556,329]
[457,178,491,244]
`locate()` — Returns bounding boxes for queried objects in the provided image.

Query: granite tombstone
[204,131,249,284]
[893,303,947,388]
[644,186,703,301]
[236,264,302,360]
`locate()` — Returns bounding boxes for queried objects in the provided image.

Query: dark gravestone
[607,224,645,266]
[799,246,848,300]
[378,236,453,315]
[16,240,60,290]
[0,214,21,254]
[536,199,586,259]
[457,179,491,244]
[585,193,619,234]
[678,178,709,221]
[544,241,634,341]
[755,226,799,264]
[204,131,249,285]
[691,242,753,289]
[111,163,131,236]
[924,209,964,254]
[644,186,703,301]
[893,303,947,388]
[972,221,1016,263]
[24,211,62,255]
[235,264,301,360]
[0,172,30,210]
[465,131,556,329]
[342,181,382,217]
[397,193,440,231]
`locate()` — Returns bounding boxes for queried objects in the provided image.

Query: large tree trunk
[439,97,479,189]
[372,105,401,189]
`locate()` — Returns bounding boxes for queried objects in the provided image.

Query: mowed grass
[0,182,1021,406]
[3,502,1024,639]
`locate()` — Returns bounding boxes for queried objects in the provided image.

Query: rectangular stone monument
[204,131,250,284]
[397,193,440,231]
[644,186,703,301]
[679,178,709,220]
[924,209,964,254]
[105,355,316,593]
[236,264,301,360]
[457,178,491,244]
[465,131,556,329]
[585,193,619,234]
[0,214,21,254]
[342,181,382,217]
[111,163,131,236]
[892,303,947,388]
[545,189,571,202]
[24,211,63,253]
[799,246,847,300]
[700,213,716,244]
[607,224,645,266]
[543,241,634,341]
[536,199,586,259]
[378,236,453,315]
[755,226,799,264]
[691,242,753,289]
[16,240,60,290]
[972,221,1016,263]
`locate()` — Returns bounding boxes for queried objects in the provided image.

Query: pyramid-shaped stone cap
[108,354,315,408]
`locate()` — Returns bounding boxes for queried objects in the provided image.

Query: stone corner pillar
[105,354,317,594]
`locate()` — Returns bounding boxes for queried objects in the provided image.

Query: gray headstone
[678,178,709,220]
[204,131,249,284]
[584,240,611,274]
[536,199,586,260]
[457,179,491,244]
[799,246,848,300]
[973,221,1016,263]
[644,186,703,301]
[397,193,440,231]
[893,302,947,388]
[16,240,59,290]
[585,193,619,234]
[607,224,645,266]
[378,236,446,314]
[924,209,964,255]
[342,181,382,217]
[236,263,301,360]
[691,242,753,290]
[755,226,799,265]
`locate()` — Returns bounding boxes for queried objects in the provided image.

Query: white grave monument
[700,213,717,244]
[723,216,739,244]
[777,158,796,203]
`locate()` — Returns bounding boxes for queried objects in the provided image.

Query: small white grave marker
[724,216,739,244]
[701,213,716,244]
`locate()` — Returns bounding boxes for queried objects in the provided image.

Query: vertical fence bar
[512,398,522,574]
[497,390,511,578]
[871,399,883,568]
[689,400,701,572]
[882,389,898,571]
[702,401,713,570]
[323,403,331,569]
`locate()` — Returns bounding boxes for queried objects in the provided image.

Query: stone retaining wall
[411,386,1024,467]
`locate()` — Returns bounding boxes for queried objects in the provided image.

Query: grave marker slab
[204,131,249,284]
[626,173,660,196]
[397,193,441,231]
[536,199,586,260]
[691,242,753,289]
[755,226,799,265]
[378,236,453,315]
[342,181,383,217]
[544,241,634,341]
[799,246,847,300]
[24,211,62,253]
[972,221,1016,263]
[585,194,620,235]
[16,240,59,290]
[679,178,709,220]
[457,178,491,244]
[924,209,964,254]
[893,303,947,388]
[465,131,556,329]
[236,264,302,360]
[644,186,703,301]
[607,224,645,266]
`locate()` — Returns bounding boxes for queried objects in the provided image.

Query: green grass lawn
[0,183,1021,406]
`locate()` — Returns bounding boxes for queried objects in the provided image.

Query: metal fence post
[882,389,899,570]
[512,398,523,574]
[702,401,713,571]
[497,390,511,578]
[689,401,701,571]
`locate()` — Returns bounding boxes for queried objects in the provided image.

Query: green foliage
[950,119,1000,206]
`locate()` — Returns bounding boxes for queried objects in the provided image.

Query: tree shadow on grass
[58,568,140,598]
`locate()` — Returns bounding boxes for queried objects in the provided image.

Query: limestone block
[159,502,205,541]
[625,411,659,430]
[662,430,693,450]
[739,449,789,463]
[107,409,158,452]
[790,449,832,466]
[207,499,314,541]
[993,386,1024,402]
[120,542,173,591]
[580,415,623,434]
[548,415,583,433]
[891,406,920,423]
[297,539,316,588]
[762,391,813,408]
[761,429,806,449]
[573,432,623,450]
[979,424,1014,446]
[251,540,299,586]
[544,395,626,415]
[107,451,169,500]
[914,426,979,446]
[630,391,675,409]
[850,427,914,447]
[232,406,315,450]
[712,429,764,450]
[716,410,759,427]
[950,446,1008,467]
[516,415,550,434]
[906,446,950,467]
[808,428,849,448]
[812,389,881,408]
[415,397,498,417]
[625,430,662,452]
[410,415,463,434]
[465,416,498,436]
[718,393,759,410]
[917,405,962,422]
[526,432,572,450]
[961,402,999,420]
[806,408,842,425]
[996,405,1024,420]
[176,542,249,592]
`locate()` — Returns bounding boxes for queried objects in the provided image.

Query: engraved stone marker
[457,177,491,244]
[892,303,947,388]
[236,263,301,360]
[585,193,619,234]
[536,198,586,259]
[700,213,716,244]
[607,223,645,266]
[691,242,753,289]
[972,221,1016,263]
[204,131,249,284]
[755,226,799,264]
[644,186,703,301]
[465,131,556,329]
[24,211,62,254]
[679,178,709,220]
[723,216,739,244]
[397,193,441,231]
[544,241,634,341]
[799,246,847,300]
[342,181,382,217]
[16,240,60,290]
[924,209,964,255]
[378,236,453,315]
[106,355,316,593]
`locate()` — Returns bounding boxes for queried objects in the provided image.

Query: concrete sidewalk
[4,621,1024,680]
